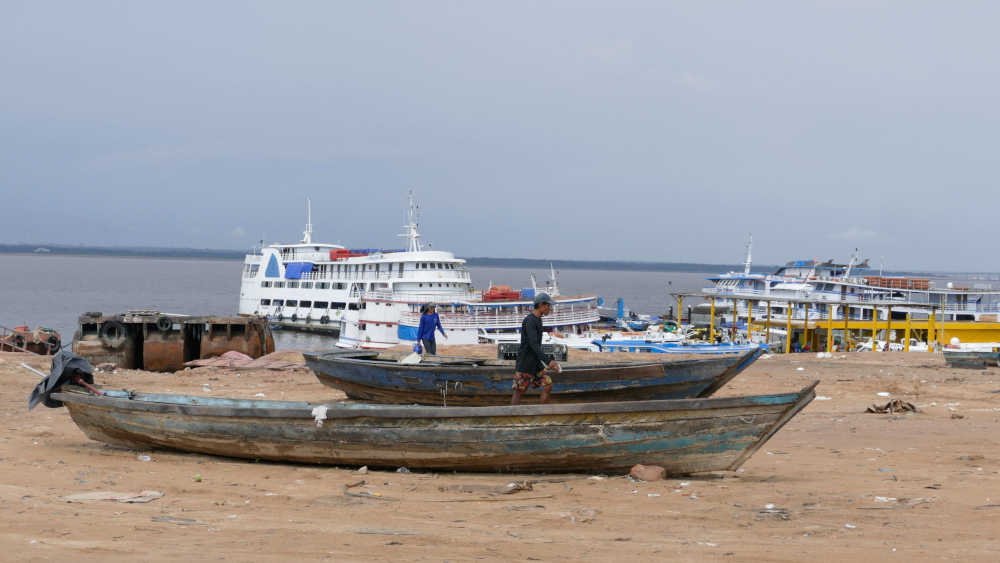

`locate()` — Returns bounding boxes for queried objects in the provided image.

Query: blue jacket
[417,312,445,342]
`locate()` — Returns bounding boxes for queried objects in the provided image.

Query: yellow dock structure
[676,294,1000,352]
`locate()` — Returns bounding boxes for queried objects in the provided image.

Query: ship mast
[301,198,313,244]
[743,233,753,275]
[398,190,423,252]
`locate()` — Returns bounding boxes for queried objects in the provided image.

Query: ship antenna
[301,198,313,244]
[743,233,753,275]
[399,190,423,252]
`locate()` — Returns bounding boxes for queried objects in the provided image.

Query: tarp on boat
[284,262,314,279]
[29,348,95,410]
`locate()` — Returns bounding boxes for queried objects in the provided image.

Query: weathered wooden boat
[304,347,764,406]
[944,348,1000,369]
[51,381,817,473]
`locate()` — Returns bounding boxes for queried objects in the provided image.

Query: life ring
[100,320,127,349]
[291,314,298,322]
[320,315,330,324]
[13,334,26,349]
[156,316,172,332]
[46,335,61,353]
[276,314,284,321]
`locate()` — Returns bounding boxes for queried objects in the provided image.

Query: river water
[0,254,715,349]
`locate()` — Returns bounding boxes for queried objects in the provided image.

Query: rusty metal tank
[72,311,274,372]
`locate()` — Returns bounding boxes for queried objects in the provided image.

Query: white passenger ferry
[238,195,601,349]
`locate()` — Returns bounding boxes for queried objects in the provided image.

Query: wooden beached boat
[51,381,817,473]
[304,347,764,406]
[944,348,1000,369]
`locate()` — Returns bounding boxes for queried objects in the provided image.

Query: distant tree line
[0,243,957,276]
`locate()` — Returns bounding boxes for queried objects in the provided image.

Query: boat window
[348,303,359,310]
[316,282,329,289]
[302,282,313,289]
[331,302,346,310]
[314,301,328,309]
[287,281,299,288]
[300,301,312,308]
[260,299,271,306]
[286,300,298,307]
[274,282,285,288]
[272,299,284,306]
[261,281,271,288]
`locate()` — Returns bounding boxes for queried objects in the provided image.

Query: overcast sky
[2,2,997,271]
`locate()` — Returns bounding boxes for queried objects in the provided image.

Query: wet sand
[2,350,999,561]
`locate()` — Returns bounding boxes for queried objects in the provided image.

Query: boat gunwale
[302,347,761,374]
[51,381,816,420]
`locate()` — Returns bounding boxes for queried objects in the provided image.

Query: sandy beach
[2,349,999,561]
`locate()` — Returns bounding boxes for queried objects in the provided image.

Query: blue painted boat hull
[304,347,764,406]
[52,381,817,473]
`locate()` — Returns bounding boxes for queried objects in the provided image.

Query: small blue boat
[592,340,767,355]
[305,347,763,406]
[51,381,817,473]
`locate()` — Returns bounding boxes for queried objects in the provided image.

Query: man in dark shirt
[512,292,561,405]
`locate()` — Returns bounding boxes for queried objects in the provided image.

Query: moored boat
[51,381,817,473]
[303,347,763,406]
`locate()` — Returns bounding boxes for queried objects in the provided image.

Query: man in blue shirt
[417,303,447,355]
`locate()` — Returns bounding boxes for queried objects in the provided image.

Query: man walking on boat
[512,292,562,405]
[417,303,447,356]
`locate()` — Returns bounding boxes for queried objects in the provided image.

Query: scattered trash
[193,474,203,482]
[396,467,411,474]
[975,504,1000,510]
[357,466,368,475]
[844,523,857,529]
[951,413,965,419]
[760,354,773,360]
[757,506,790,520]
[877,468,894,473]
[504,505,545,511]
[866,400,917,414]
[588,475,607,481]
[858,497,935,510]
[152,516,198,526]
[62,490,163,503]
[227,514,237,519]
[925,484,942,490]
[254,393,266,398]
[876,392,890,397]
[796,367,805,371]
[958,455,984,462]
[355,529,420,536]
[816,396,832,401]
[648,493,661,498]
[311,405,329,428]
[137,454,151,462]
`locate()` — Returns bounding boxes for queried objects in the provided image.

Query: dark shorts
[421,339,436,355]
[512,371,552,392]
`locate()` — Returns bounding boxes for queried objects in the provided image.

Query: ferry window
[261,281,271,288]
[286,300,298,307]
[273,299,284,306]
[419,283,423,287]
[331,302,346,310]
[300,301,312,308]
[348,303,359,310]
[302,282,313,289]
[260,299,271,306]
[313,301,327,309]
[398,263,404,275]
[287,281,299,288]
[275,282,285,288]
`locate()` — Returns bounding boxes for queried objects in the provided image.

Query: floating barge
[72,311,274,372]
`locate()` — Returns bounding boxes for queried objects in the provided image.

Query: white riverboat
[238,195,601,349]
[702,237,1000,326]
